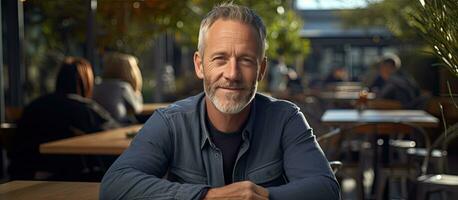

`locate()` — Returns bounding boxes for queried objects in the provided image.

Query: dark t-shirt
[206,116,243,185]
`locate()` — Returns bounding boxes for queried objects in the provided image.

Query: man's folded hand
[204,181,269,200]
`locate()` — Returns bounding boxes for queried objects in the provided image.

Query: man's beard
[204,78,257,114]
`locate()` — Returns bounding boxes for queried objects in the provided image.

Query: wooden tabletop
[140,102,170,115]
[39,125,142,155]
[321,109,439,127]
[319,91,376,100]
[0,181,99,200]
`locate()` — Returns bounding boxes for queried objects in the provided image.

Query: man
[100,3,340,200]
[373,55,422,108]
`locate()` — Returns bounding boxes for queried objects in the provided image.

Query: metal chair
[415,123,458,200]
[373,122,430,200]
[318,122,430,200]
[318,127,366,200]
[329,161,343,174]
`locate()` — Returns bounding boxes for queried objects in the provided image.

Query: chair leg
[416,184,426,200]
[401,177,408,199]
[440,191,447,200]
[376,171,387,200]
[356,172,365,200]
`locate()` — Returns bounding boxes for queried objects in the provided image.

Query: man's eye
[240,58,255,64]
[212,57,227,65]
[212,56,224,60]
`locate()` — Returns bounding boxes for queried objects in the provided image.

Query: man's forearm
[267,176,340,200]
[100,167,209,200]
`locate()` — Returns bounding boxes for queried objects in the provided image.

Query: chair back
[329,161,343,174]
[317,131,344,175]
[421,123,458,175]
[425,97,458,125]
[317,128,341,160]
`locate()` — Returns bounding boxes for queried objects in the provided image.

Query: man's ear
[257,57,267,82]
[194,52,204,79]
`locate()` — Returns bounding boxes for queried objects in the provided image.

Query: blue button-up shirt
[100,93,340,199]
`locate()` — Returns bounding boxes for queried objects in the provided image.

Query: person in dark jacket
[374,55,423,108]
[8,57,118,180]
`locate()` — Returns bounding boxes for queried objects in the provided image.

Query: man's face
[194,19,266,114]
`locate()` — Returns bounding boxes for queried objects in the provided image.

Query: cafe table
[321,109,439,128]
[319,91,376,101]
[0,181,99,200]
[39,124,142,155]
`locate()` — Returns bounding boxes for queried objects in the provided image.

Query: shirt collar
[199,95,257,149]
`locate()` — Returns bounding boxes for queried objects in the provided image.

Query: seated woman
[93,52,143,124]
[8,57,118,180]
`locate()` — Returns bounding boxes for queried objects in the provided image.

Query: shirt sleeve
[267,109,341,200]
[100,110,209,200]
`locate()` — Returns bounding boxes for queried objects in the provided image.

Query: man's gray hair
[197,2,267,57]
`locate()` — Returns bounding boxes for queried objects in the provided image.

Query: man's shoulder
[255,93,299,113]
[157,93,204,116]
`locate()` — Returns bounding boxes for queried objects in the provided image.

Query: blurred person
[268,54,288,94]
[372,55,422,108]
[8,57,118,180]
[100,3,339,200]
[93,52,143,124]
[286,67,303,95]
[323,65,348,84]
[368,74,385,92]
[163,63,177,94]
[161,63,178,102]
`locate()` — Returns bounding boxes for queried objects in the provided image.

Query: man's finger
[252,184,269,197]
[252,192,269,200]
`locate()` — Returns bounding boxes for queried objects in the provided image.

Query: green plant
[405,1,458,159]
[405,0,458,109]
[405,0,458,78]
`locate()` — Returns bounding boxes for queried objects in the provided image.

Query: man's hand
[204,181,269,200]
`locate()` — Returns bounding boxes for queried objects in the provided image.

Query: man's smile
[218,86,244,91]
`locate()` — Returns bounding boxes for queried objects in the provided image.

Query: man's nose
[224,58,241,81]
